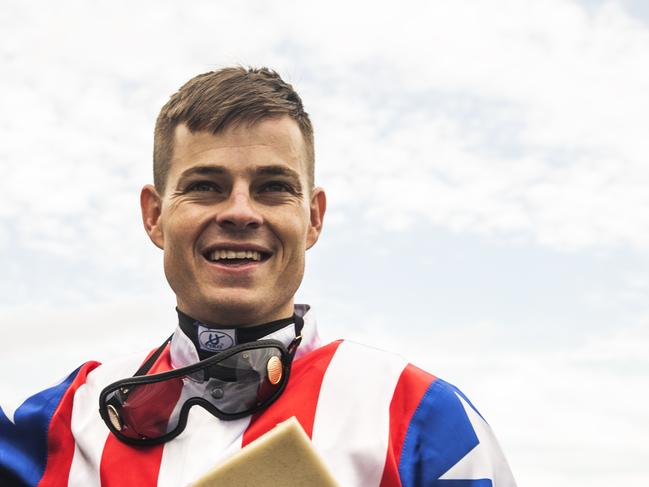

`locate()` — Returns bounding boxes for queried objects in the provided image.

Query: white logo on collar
[197,324,236,352]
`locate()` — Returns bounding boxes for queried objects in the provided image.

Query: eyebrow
[256,165,302,182]
[178,165,227,180]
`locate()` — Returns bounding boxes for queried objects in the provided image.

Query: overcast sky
[2,1,649,485]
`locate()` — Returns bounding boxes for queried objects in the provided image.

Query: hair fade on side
[153,66,314,193]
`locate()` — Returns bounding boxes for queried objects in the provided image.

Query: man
[0,67,516,486]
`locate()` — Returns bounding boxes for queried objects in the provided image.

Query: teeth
[209,250,262,262]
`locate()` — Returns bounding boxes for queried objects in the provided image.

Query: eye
[186,181,221,192]
[260,181,292,193]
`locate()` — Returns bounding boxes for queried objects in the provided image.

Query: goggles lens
[99,341,290,445]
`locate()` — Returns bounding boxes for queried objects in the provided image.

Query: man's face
[141,117,326,326]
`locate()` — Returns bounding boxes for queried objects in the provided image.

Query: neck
[175,301,295,328]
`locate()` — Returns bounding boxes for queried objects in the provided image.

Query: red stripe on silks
[242,340,342,446]
[37,361,101,487]
[99,346,175,487]
[379,364,436,487]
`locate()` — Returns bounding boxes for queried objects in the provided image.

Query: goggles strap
[133,334,173,377]
[132,313,303,377]
[287,334,303,359]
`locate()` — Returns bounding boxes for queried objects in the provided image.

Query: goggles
[99,334,301,446]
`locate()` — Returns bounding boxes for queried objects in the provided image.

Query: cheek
[286,221,310,252]
[164,207,209,246]
[163,223,190,256]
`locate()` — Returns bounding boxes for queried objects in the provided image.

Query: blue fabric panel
[399,378,481,487]
[0,366,81,487]
[437,480,492,487]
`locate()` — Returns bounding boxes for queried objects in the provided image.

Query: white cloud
[305,0,649,251]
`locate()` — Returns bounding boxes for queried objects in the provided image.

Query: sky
[1,0,649,485]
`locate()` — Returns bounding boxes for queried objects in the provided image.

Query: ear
[140,184,165,249]
[306,187,326,250]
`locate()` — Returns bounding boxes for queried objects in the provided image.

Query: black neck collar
[176,308,304,360]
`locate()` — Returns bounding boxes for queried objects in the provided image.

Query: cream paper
[190,416,340,487]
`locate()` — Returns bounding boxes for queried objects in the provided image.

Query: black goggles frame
[98,336,301,446]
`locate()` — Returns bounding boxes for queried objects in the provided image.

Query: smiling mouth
[204,249,272,266]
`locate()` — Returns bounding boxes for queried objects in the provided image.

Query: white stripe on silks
[67,354,146,487]
[311,341,407,487]
[156,407,251,487]
[67,383,107,487]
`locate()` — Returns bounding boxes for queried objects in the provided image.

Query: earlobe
[140,184,165,249]
[306,187,326,249]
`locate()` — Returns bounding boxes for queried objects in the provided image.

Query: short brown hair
[153,66,314,193]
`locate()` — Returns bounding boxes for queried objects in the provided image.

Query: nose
[215,186,263,230]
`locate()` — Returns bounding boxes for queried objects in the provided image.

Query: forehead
[168,117,308,181]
